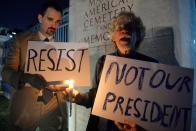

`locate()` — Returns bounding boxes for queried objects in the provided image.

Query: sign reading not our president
[92,55,193,131]
[24,41,90,87]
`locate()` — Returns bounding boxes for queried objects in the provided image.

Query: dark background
[0,0,69,30]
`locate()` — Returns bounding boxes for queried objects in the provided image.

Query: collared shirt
[38,31,55,42]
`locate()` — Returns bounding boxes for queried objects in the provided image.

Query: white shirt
[38,31,55,42]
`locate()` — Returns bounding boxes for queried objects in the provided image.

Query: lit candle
[64,80,74,90]
[64,80,74,117]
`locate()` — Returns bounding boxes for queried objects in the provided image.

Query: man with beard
[66,11,158,131]
[2,1,68,131]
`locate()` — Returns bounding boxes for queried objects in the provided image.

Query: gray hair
[109,11,145,48]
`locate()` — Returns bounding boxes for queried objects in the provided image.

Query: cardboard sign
[92,55,194,131]
[25,41,90,87]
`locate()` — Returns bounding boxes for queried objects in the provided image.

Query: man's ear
[111,38,117,48]
[111,33,116,45]
[113,42,117,49]
[38,14,42,23]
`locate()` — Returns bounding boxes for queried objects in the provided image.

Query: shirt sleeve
[75,55,106,108]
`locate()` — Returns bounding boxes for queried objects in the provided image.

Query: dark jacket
[2,31,67,131]
[76,51,158,131]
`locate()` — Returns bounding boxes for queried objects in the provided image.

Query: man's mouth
[120,37,130,42]
[48,28,55,32]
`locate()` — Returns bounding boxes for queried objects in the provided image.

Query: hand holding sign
[92,55,193,131]
[115,120,148,131]
[115,120,137,131]
[25,41,90,87]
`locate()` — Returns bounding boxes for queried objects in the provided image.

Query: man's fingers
[114,121,123,130]
[47,84,67,91]
[127,120,136,128]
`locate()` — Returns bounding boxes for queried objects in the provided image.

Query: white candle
[64,80,74,117]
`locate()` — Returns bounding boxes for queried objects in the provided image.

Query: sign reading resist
[25,41,90,87]
[92,55,193,131]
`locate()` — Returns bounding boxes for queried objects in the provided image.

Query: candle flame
[64,80,74,89]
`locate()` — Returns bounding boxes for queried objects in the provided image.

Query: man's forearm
[75,93,91,108]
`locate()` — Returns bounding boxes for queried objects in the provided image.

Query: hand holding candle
[63,80,79,102]
[64,80,74,100]
[47,81,68,91]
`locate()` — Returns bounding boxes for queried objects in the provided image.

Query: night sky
[0,0,69,30]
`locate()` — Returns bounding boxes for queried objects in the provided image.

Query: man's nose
[121,29,129,34]
[51,21,58,28]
